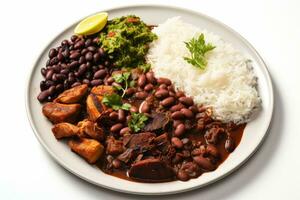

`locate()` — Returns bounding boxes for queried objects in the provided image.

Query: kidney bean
[160,97,175,107]
[98,48,105,57]
[159,84,167,89]
[179,97,194,106]
[71,82,81,88]
[112,159,121,169]
[78,56,86,64]
[181,108,194,118]
[167,85,175,93]
[55,73,67,81]
[60,69,69,75]
[90,79,102,86]
[93,69,107,79]
[112,82,122,88]
[70,51,80,60]
[41,68,47,77]
[93,53,101,63]
[51,73,58,82]
[193,156,216,171]
[170,104,185,112]
[171,137,183,149]
[135,91,148,100]
[206,144,219,158]
[69,61,79,69]
[176,91,185,98]
[144,83,153,92]
[37,90,50,102]
[74,40,85,49]
[120,127,131,136]
[125,88,135,96]
[47,85,56,96]
[174,123,185,137]
[48,48,58,58]
[177,170,190,181]
[189,105,198,114]
[85,52,93,61]
[154,89,169,99]
[109,111,119,121]
[171,111,185,120]
[85,39,92,47]
[40,80,47,91]
[78,64,87,75]
[118,109,126,122]
[169,91,176,97]
[71,35,78,42]
[137,74,146,87]
[45,80,54,87]
[57,53,64,61]
[110,123,123,133]
[61,39,69,46]
[62,49,70,58]
[173,120,182,128]
[225,137,235,152]
[82,79,89,85]
[145,71,156,84]
[45,69,54,80]
[157,77,171,85]
[130,106,138,113]
[140,101,150,113]
[55,84,64,92]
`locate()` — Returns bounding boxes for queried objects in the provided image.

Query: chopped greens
[183,33,215,70]
[99,15,157,69]
[112,72,131,97]
[128,112,148,133]
[102,93,131,110]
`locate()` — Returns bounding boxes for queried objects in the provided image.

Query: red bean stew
[38,33,245,182]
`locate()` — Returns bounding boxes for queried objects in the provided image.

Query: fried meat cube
[68,138,104,164]
[42,102,81,124]
[52,122,79,139]
[77,119,104,141]
[54,84,88,104]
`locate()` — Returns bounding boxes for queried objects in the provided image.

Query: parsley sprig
[183,33,215,70]
[128,112,148,133]
[102,93,131,111]
[112,72,135,97]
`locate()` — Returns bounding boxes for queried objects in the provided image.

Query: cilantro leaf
[112,72,131,97]
[102,93,131,111]
[128,112,148,133]
[183,33,215,70]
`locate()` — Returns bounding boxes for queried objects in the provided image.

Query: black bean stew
[39,33,245,182]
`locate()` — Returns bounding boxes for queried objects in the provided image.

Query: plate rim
[25,4,274,195]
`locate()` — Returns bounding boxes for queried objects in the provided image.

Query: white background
[0,0,299,199]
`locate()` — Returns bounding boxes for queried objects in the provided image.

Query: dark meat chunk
[128,158,175,182]
[177,161,201,181]
[125,132,156,152]
[77,119,104,141]
[204,127,225,144]
[153,133,170,154]
[106,136,124,155]
[68,138,104,164]
[117,148,134,163]
[54,84,88,104]
[143,113,170,132]
[52,122,79,139]
[42,102,81,124]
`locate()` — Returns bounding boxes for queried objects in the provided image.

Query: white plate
[26,5,274,195]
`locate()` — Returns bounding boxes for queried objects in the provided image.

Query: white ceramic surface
[25,5,274,195]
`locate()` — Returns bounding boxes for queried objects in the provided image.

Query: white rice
[146,17,261,123]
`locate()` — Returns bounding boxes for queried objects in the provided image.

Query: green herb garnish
[112,72,131,97]
[183,33,215,70]
[102,93,131,110]
[128,112,148,133]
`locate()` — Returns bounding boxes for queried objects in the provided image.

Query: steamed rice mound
[147,17,261,123]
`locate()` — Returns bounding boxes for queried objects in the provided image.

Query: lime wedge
[74,12,108,36]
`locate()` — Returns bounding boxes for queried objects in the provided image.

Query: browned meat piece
[106,136,124,155]
[204,127,225,144]
[42,102,81,124]
[117,148,134,163]
[143,113,170,132]
[52,122,79,139]
[124,132,156,151]
[128,158,175,182]
[54,84,88,104]
[153,133,170,153]
[86,86,114,121]
[77,119,104,141]
[68,138,104,164]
